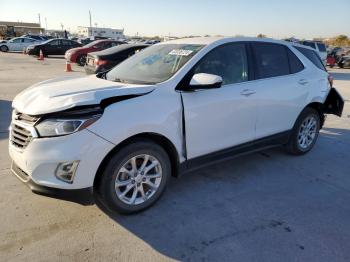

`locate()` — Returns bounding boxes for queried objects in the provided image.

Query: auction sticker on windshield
[169,49,193,56]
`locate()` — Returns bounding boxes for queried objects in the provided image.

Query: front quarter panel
[87,87,184,162]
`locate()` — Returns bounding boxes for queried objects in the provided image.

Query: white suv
[9,37,343,213]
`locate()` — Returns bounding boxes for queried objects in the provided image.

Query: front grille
[14,110,39,124]
[10,110,39,150]
[10,124,33,149]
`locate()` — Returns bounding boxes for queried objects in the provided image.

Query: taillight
[328,74,334,88]
[95,59,108,66]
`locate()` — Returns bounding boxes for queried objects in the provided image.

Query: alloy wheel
[298,116,317,150]
[114,154,162,205]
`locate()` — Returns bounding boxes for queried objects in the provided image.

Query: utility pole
[89,10,92,38]
[45,17,47,30]
[60,23,64,31]
[38,13,41,26]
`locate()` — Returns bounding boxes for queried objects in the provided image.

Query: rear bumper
[11,162,94,205]
[84,64,97,75]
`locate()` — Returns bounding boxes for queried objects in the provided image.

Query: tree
[257,34,267,38]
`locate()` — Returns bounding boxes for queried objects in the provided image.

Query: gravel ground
[0,52,349,262]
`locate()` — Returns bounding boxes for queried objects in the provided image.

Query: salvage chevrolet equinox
[9,37,344,213]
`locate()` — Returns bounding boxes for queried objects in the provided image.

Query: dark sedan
[26,38,81,56]
[84,44,149,74]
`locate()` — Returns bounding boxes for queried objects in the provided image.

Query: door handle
[240,89,256,96]
[298,79,309,85]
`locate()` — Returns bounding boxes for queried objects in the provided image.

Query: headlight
[35,116,100,137]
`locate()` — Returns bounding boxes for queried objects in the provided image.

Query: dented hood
[12,75,155,115]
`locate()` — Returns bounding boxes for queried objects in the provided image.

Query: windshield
[106,44,204,84]
[83,40,101,48]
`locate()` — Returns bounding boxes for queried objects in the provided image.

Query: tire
[77,55,87,66]
[285,108,320,155]
[0,45,9,52]
[97,140,171,214]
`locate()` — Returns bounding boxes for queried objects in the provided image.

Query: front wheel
[0,45,8,52]
[285,108,320,155]
[97,140,171,214]
[77,55,87,66]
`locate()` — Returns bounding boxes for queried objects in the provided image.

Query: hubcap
[114,154,162,205]
[298,116,317,150]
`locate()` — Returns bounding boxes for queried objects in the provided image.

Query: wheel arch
[304,102,325,127]
[93,132,181,189]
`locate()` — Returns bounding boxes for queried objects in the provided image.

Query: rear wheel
[285,108,320,155]
[0,45,8,52]
[97,140,171,214]
[77,55,87,66]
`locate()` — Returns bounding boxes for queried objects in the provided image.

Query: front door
[181,43,257,159]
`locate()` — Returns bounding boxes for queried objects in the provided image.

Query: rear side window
[252,43,290,79]
[287,49,304,73]
[295,46,326,71]
[302,41,316,49]
[317,43,326,52]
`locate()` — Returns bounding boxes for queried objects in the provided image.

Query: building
[0,21,44,38]
[77,26,124,40]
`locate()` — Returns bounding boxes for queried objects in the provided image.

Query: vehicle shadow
[0,99,12,140]
[330,71,350,81]
[92,127,350,261]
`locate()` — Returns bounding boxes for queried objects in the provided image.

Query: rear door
[61,40,74,54]
[45,39,60,55]
[251,42,309,139]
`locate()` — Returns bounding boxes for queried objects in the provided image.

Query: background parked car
[0,37,39,52]
[26,38,82,56]
[300,40,327,64]
[84,43,149,74]
[22,34,48,41]
[65,39,126,66]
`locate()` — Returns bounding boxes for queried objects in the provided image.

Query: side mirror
[189,73,223,89]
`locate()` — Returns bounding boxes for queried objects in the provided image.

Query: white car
[0,37,40,52]
[9,37,343,213]
[301,41,327,65]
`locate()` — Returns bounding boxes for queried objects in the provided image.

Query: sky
[0,0,349,39]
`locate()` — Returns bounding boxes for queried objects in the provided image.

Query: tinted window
[23,38,34,43]
[11,38,22,43]
[253,43,289,79]
[302,41,316,49]
[193,43,248,85]
[287,49,304,73]
[317,43,326,52]
[48,40,59,46]
[295,46,325,71]
[62,40,72,46]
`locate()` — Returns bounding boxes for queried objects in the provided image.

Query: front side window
[11,38,22,43]
[106,44,203,84]
[48,40,59,46]
[192,43,248,85]
[253,43,290,79]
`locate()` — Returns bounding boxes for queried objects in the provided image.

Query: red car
[65,39,125,66]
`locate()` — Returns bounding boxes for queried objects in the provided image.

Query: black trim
[188,81,222,90]
[27,180,94,205]
[11,166,94,205]
[323,87,344,117]
[179,131,291,174]
[179,93,188,160]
